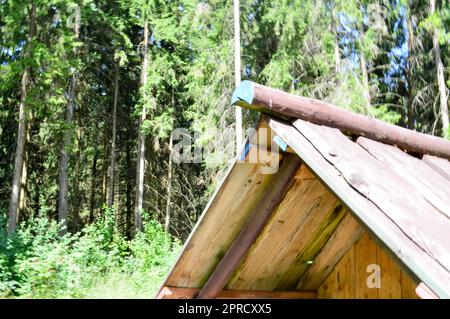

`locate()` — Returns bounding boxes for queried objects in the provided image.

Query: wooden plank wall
[226,165,345,291]
[271,117,449,296]
[164,148,281,288]
[318,233,418,299]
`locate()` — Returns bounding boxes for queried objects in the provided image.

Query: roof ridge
[231,80,450,160]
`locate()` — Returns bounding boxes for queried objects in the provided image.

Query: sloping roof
[158,83,450,299]
[268,117,450,297]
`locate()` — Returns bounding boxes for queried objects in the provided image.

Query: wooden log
[157,286,316,299]
[197,154,301,299]
[231,81,450,160]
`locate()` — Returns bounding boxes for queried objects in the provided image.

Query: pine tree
[7,2,36,234]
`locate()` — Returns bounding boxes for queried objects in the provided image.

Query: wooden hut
[157,81,450,299]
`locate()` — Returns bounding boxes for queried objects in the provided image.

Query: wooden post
[231,81,450,160]
[197,154,300,299]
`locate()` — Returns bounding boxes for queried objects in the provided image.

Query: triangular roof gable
[268,117,450,298]
[158,82,450,299]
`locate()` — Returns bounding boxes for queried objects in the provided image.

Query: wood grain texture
[296,213,364,290]
[401,270,419,299]
[318,243,355,298]
[291,119,450,291]
[318,233,419,299]
[268,117,450,297]
[357,137,450,219]
[274,204,346,290]
[164,149,282,289]
[354,233,378,299]
[422,154,450,181]
[378,243,402,299]
[226,165,341,291]
[292,120,450,269]
[157,287,316,299]
[197,154,301,299]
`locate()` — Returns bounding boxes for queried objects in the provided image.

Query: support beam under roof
[197,154,301,299]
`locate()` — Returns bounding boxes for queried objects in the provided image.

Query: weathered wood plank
[226,165,340,291]
[197,154,301,299]
[274,205,347,290]
[357,137,450,219]
[378,241,402,299]
[268,117,450,298]
[317,233,419,299]
[339,245,356,298]
[400,270,419,299]
[296,213,364,290]
[422,154,450,181]
[318,244,356,298]
[354,233,378,299]
[157,287,316,299]
[317,265,339,298]
[164,150,282,289]
[291,120,450,283]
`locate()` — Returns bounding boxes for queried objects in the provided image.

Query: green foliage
[1,0,449,299]
[0,210,180,298]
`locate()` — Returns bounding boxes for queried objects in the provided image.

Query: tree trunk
[359,38,371,108]
[135,20,149,233]
[101,132,109,208]
[57,89,74,234]
[89,139,98,223]
[108,63,119,208]
[430,0,449,138]
[58,6,80,235]
[332,7,340,74]
[406,7,415,129]
[125,142,132,238]
[164,136,173,232]
[7,2,36,235]
[18,140,28,220]
[234,0,243,155]
[72,113,81,232]
[359,9,371,110]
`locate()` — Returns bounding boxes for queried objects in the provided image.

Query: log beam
[197,154,301,299]
[231,81,450,160]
